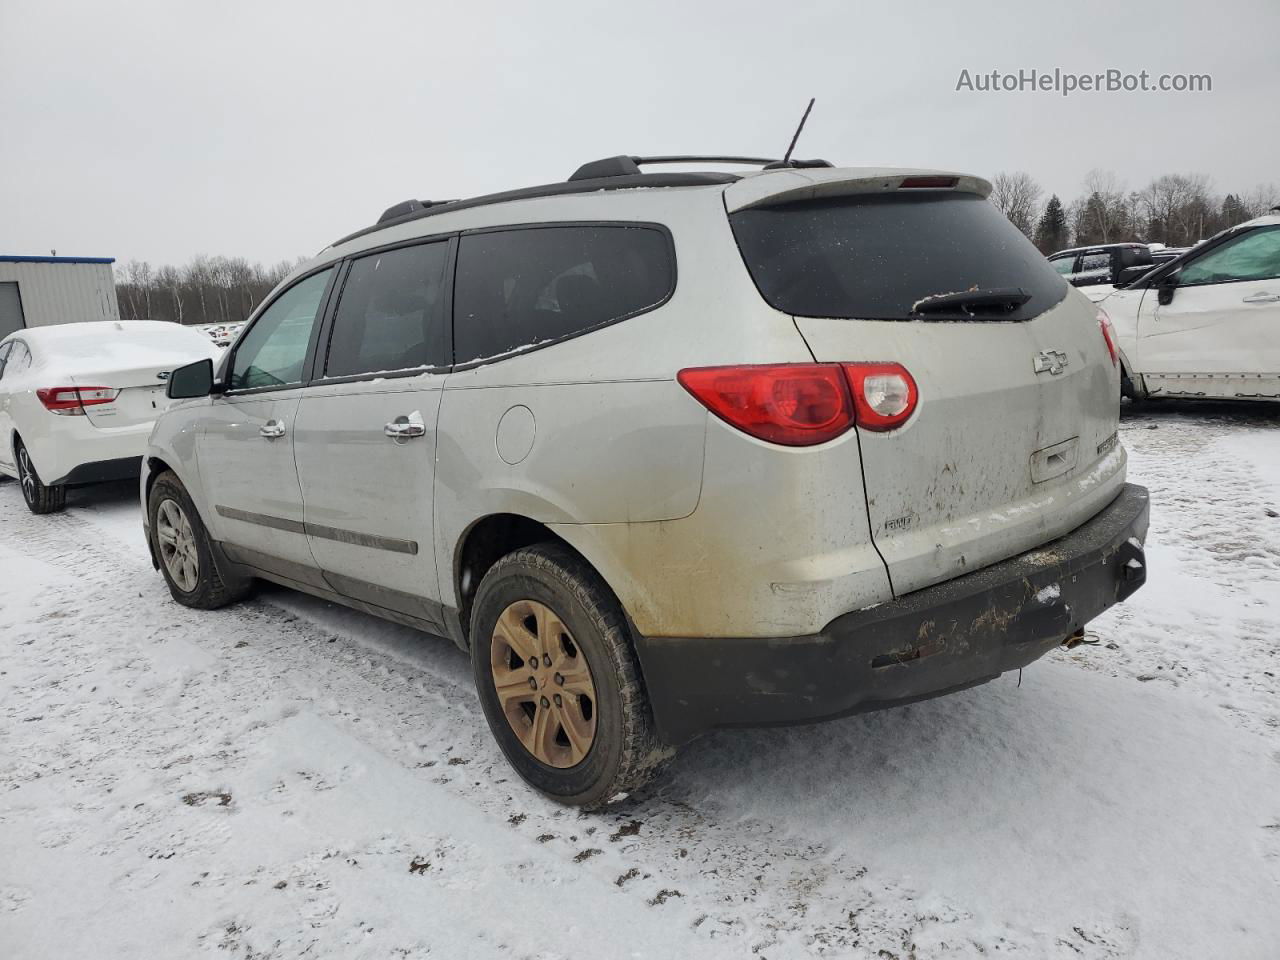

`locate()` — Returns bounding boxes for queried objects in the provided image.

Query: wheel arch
[143,454,218,568]
[1117,349,1144,399]
[451,513,631,654]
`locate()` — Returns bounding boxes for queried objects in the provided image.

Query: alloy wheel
[156,498,200,592]
[490,599,598,768]
[17,445,36,504]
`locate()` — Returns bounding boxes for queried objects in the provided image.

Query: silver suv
[144,155,1150,806]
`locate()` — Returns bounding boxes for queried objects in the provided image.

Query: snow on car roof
[14,320,202,343]
[7,320,220,368]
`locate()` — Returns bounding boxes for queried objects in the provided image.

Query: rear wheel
[15,437,66,514]
[148,470,252,609]
[470,543,671,808]
[1120,363,1137,400]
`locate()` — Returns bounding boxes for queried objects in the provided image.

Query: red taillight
[1096,309,1119,367]
[842,362,919,432]
[677,362,919,445]
[36,386,119,416]
[898,176,958,189]
[677,364,855,446]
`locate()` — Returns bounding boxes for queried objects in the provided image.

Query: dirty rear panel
[729,184,1125,596]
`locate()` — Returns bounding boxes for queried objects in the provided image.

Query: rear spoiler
[724,167,992,213]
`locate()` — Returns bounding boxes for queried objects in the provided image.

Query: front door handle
[384,414,426,440]
[260,419,286,439]
[1242,292,1280,304]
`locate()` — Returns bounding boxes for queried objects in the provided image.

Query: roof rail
[568,154,833,182]
[376,198,457,224]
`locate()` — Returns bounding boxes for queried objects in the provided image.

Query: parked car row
[194,322,244,347]
[1049,217,1280,402]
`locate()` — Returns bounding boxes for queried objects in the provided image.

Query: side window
[1179,228,1280,286]
[1076,252,1111,284]
[454,225,675,362]
[229,268,333,391]
[324,242,449,378]
[1050,255,1077,277]
[8,341,30,373]
[0,343,11,381]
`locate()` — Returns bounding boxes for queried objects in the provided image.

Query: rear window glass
[454,225,674,362]
[43,323,213,360]
[730,193,1068,321]
[324,241,450,378]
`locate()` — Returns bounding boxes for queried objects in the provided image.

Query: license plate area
[1030,437,1078,484]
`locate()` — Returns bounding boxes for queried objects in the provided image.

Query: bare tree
[157,264,184,324]
[112,254,306,326]
[1071,169,1130,245]
[1241,183,1280,218]
[126,261,154,320]
[989,172,1043,238]
[1136,173,1212,246]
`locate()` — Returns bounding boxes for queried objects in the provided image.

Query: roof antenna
[781,98,816,167]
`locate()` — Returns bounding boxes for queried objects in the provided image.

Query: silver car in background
[142,155,1150,806]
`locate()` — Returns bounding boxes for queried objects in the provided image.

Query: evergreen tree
[1034,195,1068,254]
[1220,193,1249,229]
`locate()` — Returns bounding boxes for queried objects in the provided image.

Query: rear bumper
[28,418,154,486]
[634,483,1150,745]
[50,455,143,486]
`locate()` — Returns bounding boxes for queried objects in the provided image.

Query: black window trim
[448,219,678,373]
[0,337,30,379]
[221,263,341,398]
[308,234,458,388]
[8,339,29,373]
[220,218,676,393]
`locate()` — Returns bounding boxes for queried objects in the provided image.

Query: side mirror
[167,358,214,399]
[1156,269,1181,306]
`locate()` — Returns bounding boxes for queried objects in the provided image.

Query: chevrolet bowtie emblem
[1033,350,1069,376]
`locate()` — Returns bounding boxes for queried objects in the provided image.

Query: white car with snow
[1095,214,1280,401]
[0,320,222,513]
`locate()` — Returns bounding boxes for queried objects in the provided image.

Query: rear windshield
[41,324,213,361]
[729,192,1068,321]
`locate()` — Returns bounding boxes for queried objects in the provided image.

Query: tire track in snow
[1,481,1143,958]
[1061,407,1280,737]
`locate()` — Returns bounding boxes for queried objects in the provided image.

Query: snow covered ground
[2,401,1278,959]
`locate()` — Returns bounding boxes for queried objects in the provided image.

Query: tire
[470,543,672,808]
[147,470,252,609]
[1120,363,1137,401]
[15,437,66,515]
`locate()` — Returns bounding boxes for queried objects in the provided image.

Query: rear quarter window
[730,192,1068,322]
[453,224,675,363]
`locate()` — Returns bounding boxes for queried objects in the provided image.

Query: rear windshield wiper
[912,287,1032,316]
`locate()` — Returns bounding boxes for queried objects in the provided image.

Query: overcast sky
[2,0,1276,266]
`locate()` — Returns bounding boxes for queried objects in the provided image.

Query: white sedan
[0,320,221,514]
[1097,214,1280,402]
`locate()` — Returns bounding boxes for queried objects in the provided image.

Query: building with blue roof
[0,255,120,338]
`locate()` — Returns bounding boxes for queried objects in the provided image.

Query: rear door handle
[384,414,426,440]
[260,419,286,439]
[1242,292,1280,303]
